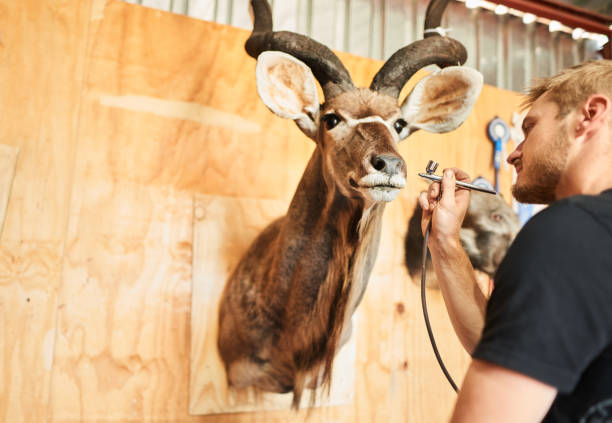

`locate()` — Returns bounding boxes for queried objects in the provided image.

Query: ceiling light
[548,20,562,32]
[494,5,509,15]
[572,28,585,40]
[465,0,481,9]
[522,13,536,25]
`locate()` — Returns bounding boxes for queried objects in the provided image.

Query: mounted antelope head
[217,0,483,408]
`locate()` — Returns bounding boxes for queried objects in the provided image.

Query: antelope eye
[393,119,407,134]
[322,113,341,130]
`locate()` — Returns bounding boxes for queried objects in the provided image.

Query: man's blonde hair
[522,60,612,118]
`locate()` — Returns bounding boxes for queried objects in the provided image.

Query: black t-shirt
[472,189,612,422]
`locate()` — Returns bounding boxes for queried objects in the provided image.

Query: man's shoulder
[524,189,612,238]
[564,188,612,220]
[502,191,612,267]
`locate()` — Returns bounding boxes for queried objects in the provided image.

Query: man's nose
[506,145,522,165]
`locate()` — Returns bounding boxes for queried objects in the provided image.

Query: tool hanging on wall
[486,117,511,192]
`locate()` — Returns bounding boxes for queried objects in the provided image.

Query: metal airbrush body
[418,160,497,195]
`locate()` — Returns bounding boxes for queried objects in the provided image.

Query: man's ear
[256,51,320,139]
[575,94,611,138]
[400,66,483,135]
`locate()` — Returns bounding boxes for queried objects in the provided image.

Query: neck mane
[271,148,386,406]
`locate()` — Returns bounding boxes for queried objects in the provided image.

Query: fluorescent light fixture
[522,13,536,25]
[494,5,509,15]
[465,0,480,9]
[548,20,562,32]
[572,28,585,40]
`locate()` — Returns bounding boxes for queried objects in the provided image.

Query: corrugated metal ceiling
[121,0,603,91]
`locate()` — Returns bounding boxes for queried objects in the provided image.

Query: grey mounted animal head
[405,178,521,289]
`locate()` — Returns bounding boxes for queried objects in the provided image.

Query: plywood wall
[0,0,522,421]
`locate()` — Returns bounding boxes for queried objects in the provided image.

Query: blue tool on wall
[486,116,511,192]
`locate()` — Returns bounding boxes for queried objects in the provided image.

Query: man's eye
[322,114,341,130]
[393,119,407,134]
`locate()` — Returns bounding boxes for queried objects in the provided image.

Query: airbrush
[418,160,497,195]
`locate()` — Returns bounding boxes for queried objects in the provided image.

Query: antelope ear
[400,66,483,134]
[256,51,320,139]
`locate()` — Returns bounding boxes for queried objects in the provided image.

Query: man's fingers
[440,169,457,207]
[420,191,437,211]
[418,191,429,210]
[419,191,433,236]
[451,167,471,183]
[428,181,440,202]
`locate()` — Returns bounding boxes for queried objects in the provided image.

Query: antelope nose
[370,155,405,175]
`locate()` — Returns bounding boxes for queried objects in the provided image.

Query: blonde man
[421,60,612,422]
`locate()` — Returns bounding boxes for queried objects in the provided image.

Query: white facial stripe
[340,114,400,142]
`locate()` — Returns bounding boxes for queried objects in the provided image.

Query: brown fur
[217,89,398,408]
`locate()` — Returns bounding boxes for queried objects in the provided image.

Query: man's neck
[555,124,612,199]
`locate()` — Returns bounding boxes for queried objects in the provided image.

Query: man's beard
[511,129,570,204]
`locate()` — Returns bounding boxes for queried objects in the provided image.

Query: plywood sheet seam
[45,0,98,421]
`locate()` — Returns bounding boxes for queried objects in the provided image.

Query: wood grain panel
[49,4,200,421]
[0,0,90,242]
[0,0,91,421]
[378,199,471,423]
[0,145,19,236]
[51,182,194,422]
[83,7,299,201]
[0,241,63,422]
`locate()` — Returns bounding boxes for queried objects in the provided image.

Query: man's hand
[418,168,472,244]
[418,167,485,354]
